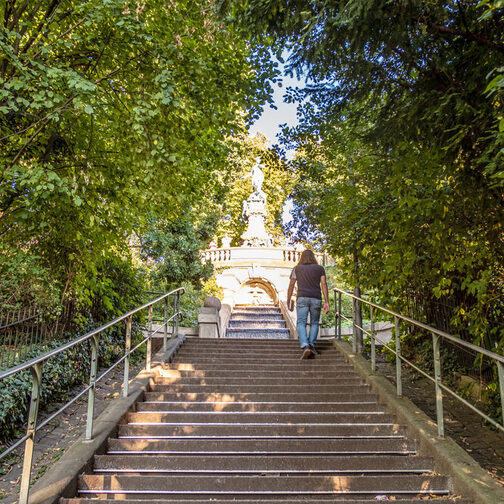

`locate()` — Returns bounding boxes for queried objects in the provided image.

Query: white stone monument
[240,157,271,247]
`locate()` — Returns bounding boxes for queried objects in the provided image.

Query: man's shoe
[301,346,312,360]
[309,345,319,356]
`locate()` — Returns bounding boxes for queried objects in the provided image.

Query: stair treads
[149,384,365,393]
[143,392,379,402]
[157,367,356,377]
[65,499,471,504]
[117,424,406,438]
[107,437,417,455]
[126,412,394,424]
[152,376,362,386]
[92,454,434,474]
[135,401,386,412]
[78,474,450,495]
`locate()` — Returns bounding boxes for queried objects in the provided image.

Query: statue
[242,157,265,196]
[221,233,232,248]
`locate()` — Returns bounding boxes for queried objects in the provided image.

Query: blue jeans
[296,297,322,348]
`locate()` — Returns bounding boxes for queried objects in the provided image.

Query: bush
[0,324,144,445]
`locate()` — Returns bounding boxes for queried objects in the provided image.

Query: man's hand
[323,302,330,314]
[288,299,294,311]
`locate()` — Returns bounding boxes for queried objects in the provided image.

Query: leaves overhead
[0,0,277,314]
[227,0,504,347]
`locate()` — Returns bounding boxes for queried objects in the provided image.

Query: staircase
[226,304,291,339]
[63,338,470,503]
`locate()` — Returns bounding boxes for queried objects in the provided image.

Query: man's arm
[287,278,296,311]
[321,276,330,314]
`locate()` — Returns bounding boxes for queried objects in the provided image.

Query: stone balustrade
[201,247,328,267]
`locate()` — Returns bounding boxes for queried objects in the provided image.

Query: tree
[227,0,504,348]
[0,0,276,318]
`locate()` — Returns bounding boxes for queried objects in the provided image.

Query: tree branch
[19,0,60,57]
[425,20,504,55]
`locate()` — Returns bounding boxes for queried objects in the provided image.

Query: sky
[248,66,305,226]
[248,70,303,148]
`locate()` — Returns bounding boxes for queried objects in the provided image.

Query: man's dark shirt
[290,264,326,300]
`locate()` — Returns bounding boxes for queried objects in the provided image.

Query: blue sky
[248,70,303,146]
[248,65,304,225]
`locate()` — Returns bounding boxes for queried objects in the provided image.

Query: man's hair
[298,249,318,265]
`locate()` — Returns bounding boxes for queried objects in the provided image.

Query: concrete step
[232,308,281,314]
[78,474,450,496]
[173,349,342,358]
[126,412,395,424]
[169,356,348,364]
[64,499,472,504]
[107,437,417,455]
[183,339,334,347]
[152,377,363,386]
[149,384,366,393]
[117,423,405,438]
[225,332,291,339]
[135,401,386,413]
[157,368,357,378]
[92,454,434,474]
[228,321,287,329]
[229,314,285,320]
[144,392,379,402]
[162,363,348,371]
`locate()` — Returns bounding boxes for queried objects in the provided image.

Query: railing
[0,287,184,504]
[201,247,327,265]
[334,287,504,438]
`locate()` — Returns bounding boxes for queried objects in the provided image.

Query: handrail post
[146,305,153,371]
[354,286,363,353]
[351,295,357,353]
[174,291,180,339]
[497,361,504,428]
[163,297,169,351]
[370,306,376,372]
[123,315,132,397]
[19,362,43,504]
[432,333,445,437]
[85,334,99,440]
[337,291,342,340]
[395,316,402,397]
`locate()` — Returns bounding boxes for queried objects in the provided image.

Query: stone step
[230,314,285,320]
[64,499,471,504]
[149,384,365,393]
[169,356,346,364]
[144,392,379,403]
[92,454,434,474]
[232,308,281,313]
[228,321,287,329]
[225,332,291,339]
[183,339,333,347]
[163,363,348,371]
[152,377,363,386]
[157,368,356,378]
[135,401,386,413]
[117,424,406,438]
[173,348,342,357]
[107,437,417,455]
[126,412,395,425]
[77,474,450,497]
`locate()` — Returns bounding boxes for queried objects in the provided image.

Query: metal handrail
[0,287,185,504]
[334,287,504,438]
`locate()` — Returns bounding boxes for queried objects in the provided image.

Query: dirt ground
[376,357,504,485]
